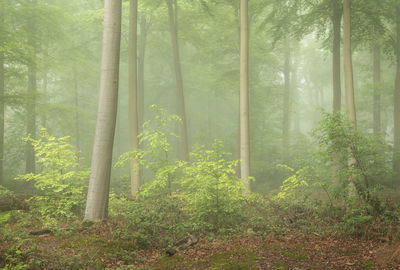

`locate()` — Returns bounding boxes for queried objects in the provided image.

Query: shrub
[15,128,89,223]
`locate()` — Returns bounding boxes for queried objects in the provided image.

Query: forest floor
[2,220,400,270]
[143,235,400,269]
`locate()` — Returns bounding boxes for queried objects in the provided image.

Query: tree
[343,0,356,126]
[373,43,381,135]
[0,0,4,185]
[166,0,189,162]
[138,15,150,133]
[240,0,250,190]
[282,37,291,149]
[332,0,342,113]
[26,0,38,174]
[129,0,140,196]
[394,5,400,176]
[84,0,122,221]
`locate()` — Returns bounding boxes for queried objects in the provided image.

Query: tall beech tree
[0,0,4,185]
[343,0,356,126]
[84,0,122,221]
[166,0,189,162]
[332,0,342,113]
[240,0,250,189]
[26,0,37,174]
[282,38,291,149]
[394,6,400,176]
[138,15,150,133]
[373,44,381,135]
[128,0,140,196]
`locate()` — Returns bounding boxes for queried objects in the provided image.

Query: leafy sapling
[15,127,90,222]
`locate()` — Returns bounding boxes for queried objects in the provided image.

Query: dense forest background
[2,0,400,268]
[2,0,397,192]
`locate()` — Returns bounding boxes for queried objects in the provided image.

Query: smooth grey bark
[84,0,121,221]
[41,45,48,128]
[332,0,342,113]
[283,38,291,149]
[240,0,250,190]
[26,0,37,174]
[166,0,189,162]
[292,56,300,133]
[343,0,356,126]
[128,0,140,196]
[74,70,80,151]
[393,6,400,175]
[0,0,4,185]
[373,44,381,135]
[138,15,149,133]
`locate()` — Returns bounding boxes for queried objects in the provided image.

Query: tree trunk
[0,0,4,185]
[292,57,300,133]
[240,0,250,190]
[332,0,342,113]
[343,0,356,126]
[26,1,37,174]
[393,6,400,176]
[373,44,381,135]
[138,15,148,133]
[283,38,291,150]
[74,70,80,151]
[166,0,189,162]
[331,0,342,182]
[42,45,48,128]
[84,0,121,221]
[128,0,140,196]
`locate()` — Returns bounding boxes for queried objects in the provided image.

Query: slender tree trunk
[343,0,356,126]
[331,0,342,182]
[292,57,300,133]
[240,0,250,190]
[393,6,400,176]
[138,15,148,133]
[84,0,121,221]
[373,44,381,135]
[128,0,140,196]
[41,45,48,128]
[166,0,189,161]
[332,0,342,113]
[26,1,37,174]
[0,1,4,185]
[74,70,80,151]
[283,38,291,149]
[343,0,357,192]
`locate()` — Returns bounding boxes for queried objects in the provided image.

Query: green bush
[15,128,90,223]
[113,107,250,242]
[180,141,245,232]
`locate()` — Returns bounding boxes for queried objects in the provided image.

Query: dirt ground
[143,235,400,269]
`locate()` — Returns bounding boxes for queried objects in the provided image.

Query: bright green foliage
[15,128,89,221]
[307,112,393,214]
[273,165,308,201]
[114,109,247,234]
[313,113,392,193]
[115,104,182,195]
[181,141,245,232]
[0,185,13,196]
